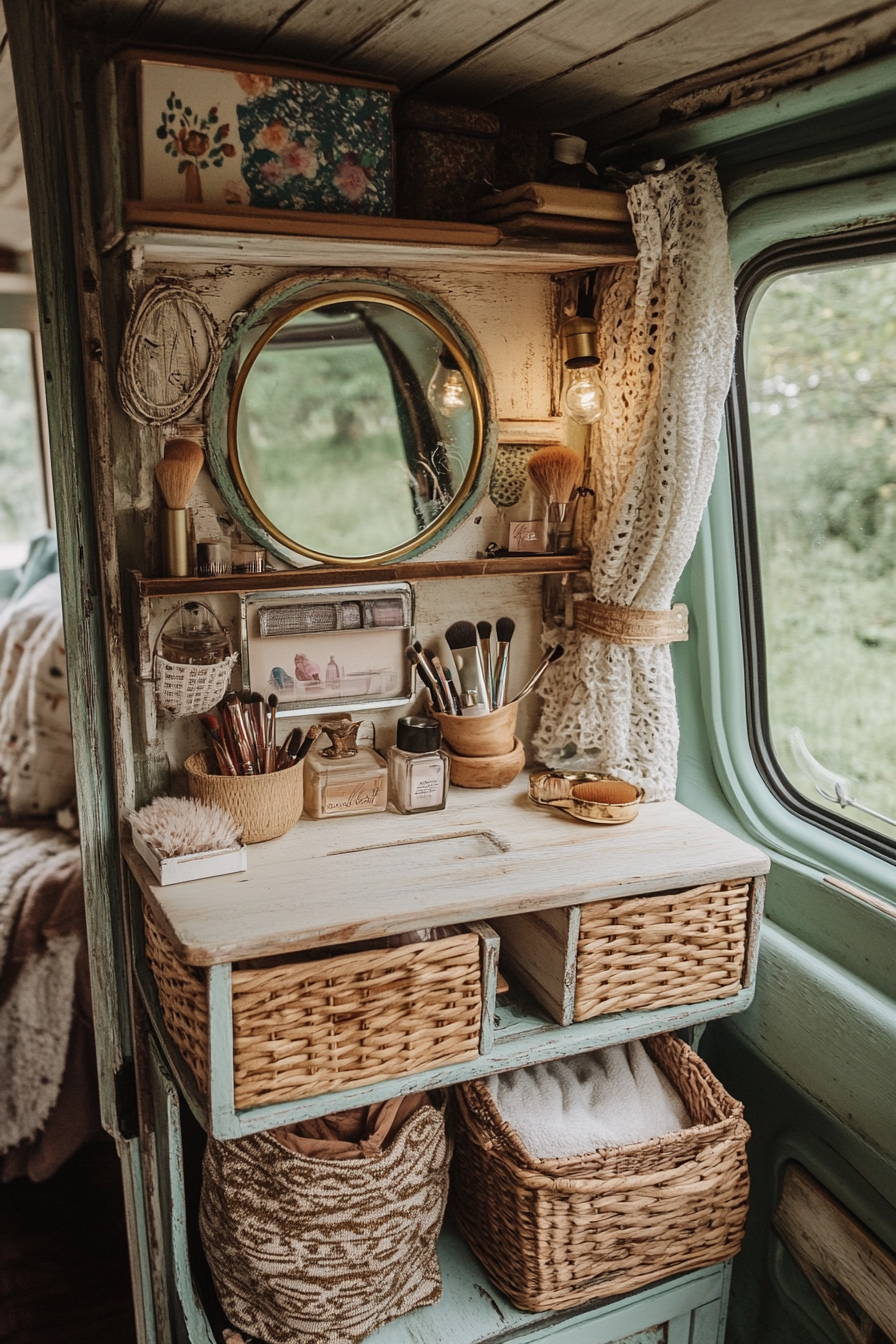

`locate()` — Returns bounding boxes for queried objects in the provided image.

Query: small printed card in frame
[137,57,395,216]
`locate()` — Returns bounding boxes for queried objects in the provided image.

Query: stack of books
[471,182,633,245]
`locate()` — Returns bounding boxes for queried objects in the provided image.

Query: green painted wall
[658,54,896,1344]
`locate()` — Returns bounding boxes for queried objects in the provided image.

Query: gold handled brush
[155,438,205,577]
[526,445,582,554]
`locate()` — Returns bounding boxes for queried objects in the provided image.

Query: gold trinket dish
[528,770,644,825]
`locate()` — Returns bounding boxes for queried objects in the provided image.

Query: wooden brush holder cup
[185,751,304,844]
[430,701,519,756]
[445,737,526,789]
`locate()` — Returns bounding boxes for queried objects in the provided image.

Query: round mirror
[228,290,484,564]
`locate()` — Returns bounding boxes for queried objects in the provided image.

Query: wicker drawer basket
[449,1033,750,1312]
[491,876,762,1026]
[143,900,492,1110]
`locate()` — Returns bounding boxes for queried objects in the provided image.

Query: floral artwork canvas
[139,60,394,215]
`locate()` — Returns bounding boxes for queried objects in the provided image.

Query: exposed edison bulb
[427,350,471,418]
[563,360,606,425]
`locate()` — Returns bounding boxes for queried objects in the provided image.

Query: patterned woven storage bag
[449,1033,750,1311]
[199,1097,450,1344]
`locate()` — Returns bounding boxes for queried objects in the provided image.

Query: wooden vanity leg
[207,963,238,1139]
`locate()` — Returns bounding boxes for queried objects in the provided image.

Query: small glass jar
[388,716,449,814]
[160,602,231,665]
[304,719,388,819]
[196,538,232,576]
[231,543,266,574]
[504,482,547,554]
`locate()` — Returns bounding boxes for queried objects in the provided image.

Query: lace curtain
[533,159,736,799]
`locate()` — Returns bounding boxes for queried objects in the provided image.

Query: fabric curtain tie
[574,600,689,647]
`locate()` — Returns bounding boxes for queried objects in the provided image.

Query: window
[735,237,896,855]
[0,322,48,571]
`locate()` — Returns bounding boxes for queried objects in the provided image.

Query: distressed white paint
[128,785,768,966]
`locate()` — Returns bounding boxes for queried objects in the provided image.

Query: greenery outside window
[733,234,896,858]
[0,325,48,571]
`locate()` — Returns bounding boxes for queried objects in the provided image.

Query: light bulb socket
[438,346,461,370]
[562,316,598,363]
[565,355,601,370]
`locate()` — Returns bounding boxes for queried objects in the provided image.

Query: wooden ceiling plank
[345,0,559,91]
[258,0,420,64]
[131,1,298,49]
[419,0,707,106]
[485,0,887,124]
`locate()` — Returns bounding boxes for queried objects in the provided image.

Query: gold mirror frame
[226,288,485,566]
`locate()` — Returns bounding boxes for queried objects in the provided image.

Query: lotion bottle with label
[388,716,449,814]
[304,719,388,819]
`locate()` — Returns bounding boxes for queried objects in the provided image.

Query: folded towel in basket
[486,1040,691,1159]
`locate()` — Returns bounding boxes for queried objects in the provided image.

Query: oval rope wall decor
[118,280,221,424]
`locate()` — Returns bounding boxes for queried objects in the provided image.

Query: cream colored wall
[124,260,574,800]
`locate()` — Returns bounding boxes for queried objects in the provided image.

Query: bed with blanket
[0,566,101,1181]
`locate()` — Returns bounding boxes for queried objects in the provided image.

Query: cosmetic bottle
[304,719,388,819]
[388,716,450,814]
[503,482,547,554]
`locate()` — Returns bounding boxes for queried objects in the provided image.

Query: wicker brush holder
[185,750,304,844]
[449,1033,750,1312]
[430,701,519,756]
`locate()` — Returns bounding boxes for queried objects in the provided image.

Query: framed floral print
[134,54,396,216]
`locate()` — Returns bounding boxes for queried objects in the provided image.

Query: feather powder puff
[131,796,242,857]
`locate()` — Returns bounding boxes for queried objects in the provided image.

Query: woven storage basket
[575,879,753,1021]
[185,749,304,843]
[200,1099,450,1344]
[449,1033,750,1312]
[142,900,483,1109]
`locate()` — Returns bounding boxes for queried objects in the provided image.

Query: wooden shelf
[123,203,637,272]
[130,552,591,598]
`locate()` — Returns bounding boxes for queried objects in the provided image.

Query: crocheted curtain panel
[533,158,736,799]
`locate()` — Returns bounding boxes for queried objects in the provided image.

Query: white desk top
[125,778,769,966]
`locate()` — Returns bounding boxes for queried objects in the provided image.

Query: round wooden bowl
[430,701,519,757]
[445,737,526,789]
[185,750,304,844]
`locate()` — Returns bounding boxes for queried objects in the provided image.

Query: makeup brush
[445,620,491,716]
[266,694,278,773]
[222,692,256,775]
[199,713,237,776]
[476,620,494,710]
[493,616,516,708]
[510,644,565,703]
[247,691,267,772]
[444,667,462,716]
[294,723,322,763]
[405,646,446,712]
[428,651,456,715]
[527,445,582,553]
[276,726,304,770]
[155,439,205,577]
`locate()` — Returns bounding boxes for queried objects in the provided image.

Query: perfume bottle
[304,719,388,819]
[388,716,449,815]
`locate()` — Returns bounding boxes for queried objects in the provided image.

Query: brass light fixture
[561,276,607,425]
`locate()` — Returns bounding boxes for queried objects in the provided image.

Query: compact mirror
[228,291,484,564]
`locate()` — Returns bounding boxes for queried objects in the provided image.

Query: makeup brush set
[406,618,564,718]
[198,692,322,776]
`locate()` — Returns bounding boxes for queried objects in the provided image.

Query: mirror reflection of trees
[234,300,476,560]
[747,259,896,837]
